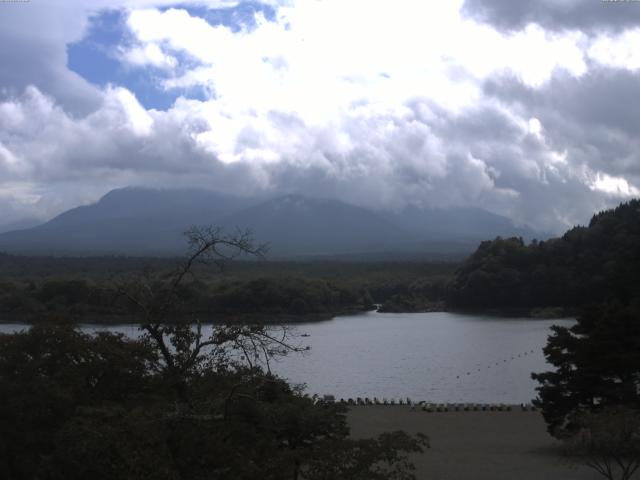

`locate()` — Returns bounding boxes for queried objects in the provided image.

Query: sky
[1,0,640,233]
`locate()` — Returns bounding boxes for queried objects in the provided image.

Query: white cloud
[120,43,178,70]
[124,0,590,117]
[1,0,640,232]
[588,29,640,71]
[106,86,155,136]
[0,142,23,175]
[528,117,542,138]
[589,171,640,197]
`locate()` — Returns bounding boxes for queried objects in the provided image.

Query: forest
[447,199,640,314]
[0,254,455,323]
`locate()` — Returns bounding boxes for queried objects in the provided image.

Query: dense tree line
[519,202,640,477]
[0,276,374,322]
[376,278,447,313]
[0,254,458,320]
[447,200,640,311]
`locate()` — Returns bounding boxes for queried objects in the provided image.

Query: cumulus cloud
[0,1,102,114]
[0,0,639,233]
[480,66,640,227]
[484,68,640,179]
[120,43,178,70]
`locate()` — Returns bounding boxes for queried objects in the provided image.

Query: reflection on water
[0,311,573,404]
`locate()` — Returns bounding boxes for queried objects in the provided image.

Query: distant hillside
[0,218,42,234]
[447,199,640,311]
[389,205,538,242]
[0,187,542,258]
[0,188,255,255]
[217,195,416,256]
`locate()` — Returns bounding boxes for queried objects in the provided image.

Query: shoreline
[0,305,577,326]
[0,307,372,326]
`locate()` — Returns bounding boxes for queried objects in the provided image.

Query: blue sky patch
[67,9,179,110]
[67,2,277,110]
[184,1,277,31]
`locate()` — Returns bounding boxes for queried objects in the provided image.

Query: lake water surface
[0,311,573,404]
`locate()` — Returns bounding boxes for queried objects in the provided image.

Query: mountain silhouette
[0,187,542,257]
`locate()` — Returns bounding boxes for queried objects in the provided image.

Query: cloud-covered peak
[0,0,639,234]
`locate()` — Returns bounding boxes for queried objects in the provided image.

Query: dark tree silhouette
[114,227,305,382]
[532,304,640,436]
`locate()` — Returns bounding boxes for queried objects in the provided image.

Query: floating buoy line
[454,349,538,380]
[310,348,542,410]
[314,395,538,412]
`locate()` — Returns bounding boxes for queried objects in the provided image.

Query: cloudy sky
[1,0,640,233]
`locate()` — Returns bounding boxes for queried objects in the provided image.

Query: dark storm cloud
[0,2,102,115]
[483,68,640,179]
[429,105,522,144]
[461,0,640,33]
[401,86,640,232]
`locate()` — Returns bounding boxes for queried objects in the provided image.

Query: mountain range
[0,187,541,258]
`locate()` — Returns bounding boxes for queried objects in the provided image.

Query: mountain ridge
[0,187,542,258]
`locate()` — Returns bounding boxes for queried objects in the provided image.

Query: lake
[0,311,573,404]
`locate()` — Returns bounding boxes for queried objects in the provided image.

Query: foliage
[0,274,375,322]
[0,226,428,479]
[377,277,447,312]
[563,406,640,480]
[532,303,640,436]
[303,431,428,480]
[448,199,640,311]
[0,251,458,321]
[0,324,158,479]
[0,325,427,480]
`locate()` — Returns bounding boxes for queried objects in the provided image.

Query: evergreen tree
[532,303,640,436]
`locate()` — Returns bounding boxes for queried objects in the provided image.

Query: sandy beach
[348,406,601,480]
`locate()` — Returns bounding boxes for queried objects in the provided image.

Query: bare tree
[564,406,640,480]
[115,226,306,386]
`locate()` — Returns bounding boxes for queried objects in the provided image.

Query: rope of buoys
[453,348,541,381]
[336,398,538,412]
